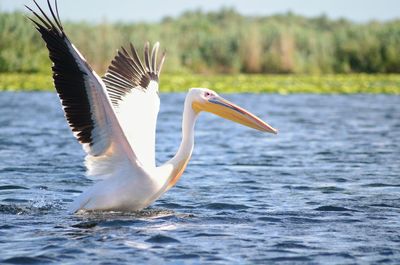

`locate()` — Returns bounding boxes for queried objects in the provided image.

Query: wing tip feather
[103,41,166,107]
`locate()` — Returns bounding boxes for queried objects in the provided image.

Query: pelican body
[27,0,277,213]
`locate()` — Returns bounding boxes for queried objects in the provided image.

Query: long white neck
[158,96,198,190]
[170,97,198,166]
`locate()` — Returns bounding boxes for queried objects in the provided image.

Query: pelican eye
[204,92,213,98]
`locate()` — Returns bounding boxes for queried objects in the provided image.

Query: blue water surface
[0,92,399,264]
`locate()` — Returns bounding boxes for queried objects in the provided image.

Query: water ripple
[314,205,358,212]
[204,203,250,210]
[145,234,180,244]
[0,185,29,190]
[0,93,399,264]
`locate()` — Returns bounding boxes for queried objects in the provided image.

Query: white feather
[114,81,160,169]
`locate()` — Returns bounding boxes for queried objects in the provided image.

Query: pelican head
[190,88,277,134]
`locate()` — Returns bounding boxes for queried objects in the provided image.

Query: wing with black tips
[27,0,145,178]
[103,42,166,168]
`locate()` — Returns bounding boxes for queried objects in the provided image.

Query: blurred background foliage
[1,8,400,75]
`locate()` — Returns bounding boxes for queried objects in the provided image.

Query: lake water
[0,92,399,264]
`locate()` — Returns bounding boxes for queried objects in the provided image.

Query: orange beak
[193,96,278,134]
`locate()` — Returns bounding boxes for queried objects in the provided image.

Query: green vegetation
[0,73,53,91]
[1,9,400,93]
[1,9,400,75]
[1,73,399,94]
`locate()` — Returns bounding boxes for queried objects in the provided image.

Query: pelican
[27,0,277,213]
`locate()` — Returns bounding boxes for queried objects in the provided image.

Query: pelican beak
[194,96,278,134]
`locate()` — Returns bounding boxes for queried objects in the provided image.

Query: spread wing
[27,0,146,179]
[103,42,166,168]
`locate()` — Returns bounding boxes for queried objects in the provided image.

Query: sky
[1,0,399,23]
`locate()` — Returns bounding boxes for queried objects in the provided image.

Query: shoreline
[1,73,399,94]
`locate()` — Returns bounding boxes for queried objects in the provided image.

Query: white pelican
[27,0,277,213]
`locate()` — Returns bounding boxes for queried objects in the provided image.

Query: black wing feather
[27,0,94,145]
[103,41,166,107]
